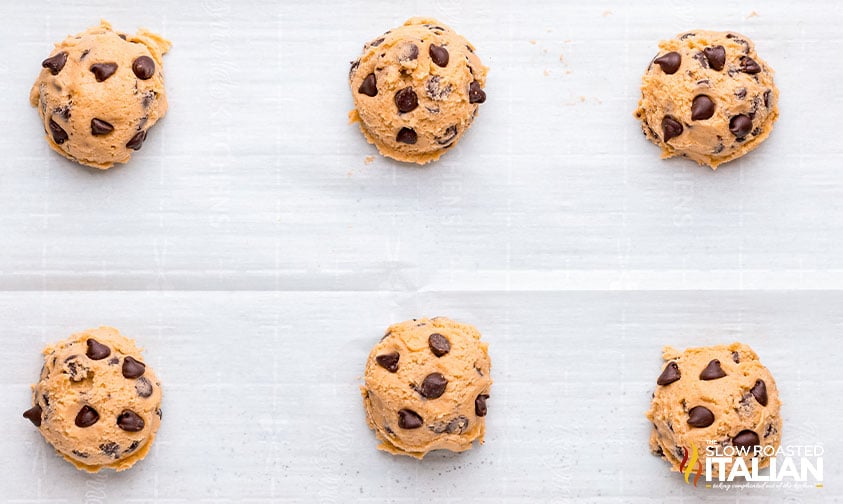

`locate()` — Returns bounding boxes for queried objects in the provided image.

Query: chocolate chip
[100,442,120,458]
[64,355,91,382]
[740,56,761,74]
[49,119,68,145]
[42,52,68,75]
[369,37,384,48]
[425,75,452,100]
[661,116,683,142]
[117,410,145,432]
[428,44,449,67]
[764,423,776,438]
[729,115,753,137]
[468,81,486,104]
[126,130,147,150]
[435,125,458,145]
[654,52,681,74]
[80,49,90,60]
[401,43,419,62]
[735,88,747,100]
[132,56,155,80]
[475,394,489,417]
[679,32,696,40]
[431,415,470,434]
[750,379,768,406]
[348,59,360,78]
[657,361,681,385]
[727,34,751,53]
[90,62,118,82]
[375,352,399,373]
[55,105,71,121]
[687,406,715,428]
[118,34,128,41]
[394,87,418,113]
[23,405,43,427]
[71,450,89,459]
[419,373,448,399]
[396,127,417,144]
[764,89,772,108]
[692,52,709,69]
[732,430,760,449]
[91,118,114,136]
[86,339,111,360]
[428,333,451,357]
[75,405,99,427]
[122,356,146,379]
[397,408,423,429]
[135,376,153,398]
[125,440,141,453]
[732,351,741,363]
[155,408,162,419]
[108,356,119,365]
[691,95,715,120]
[700,359,727,380]
[703,46,726,71]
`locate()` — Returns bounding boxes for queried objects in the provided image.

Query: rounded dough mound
[29,20,171,169]
[349,17,488,164]
[634,30,778,169]
[23,327,162,472]
[646,343,782,478]
[362,317,492,458]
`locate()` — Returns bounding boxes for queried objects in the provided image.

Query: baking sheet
[1,0,841,502]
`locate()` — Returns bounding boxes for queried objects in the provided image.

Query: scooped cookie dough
[348,17,488,164]
[22,327,162,472]
[634,30,778,169]
[646,343,782,478]
[30,20,171,169]
[362,317,492,458]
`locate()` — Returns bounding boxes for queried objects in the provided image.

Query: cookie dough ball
[22,327,163,472]
[646,343,782,477]
[29,20,171,169]
[348,17,488,164]
[362,317,492,458]
[634,30,778,169]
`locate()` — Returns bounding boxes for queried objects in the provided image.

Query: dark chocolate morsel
[691,95,715,121]
[75,405,100,427]
[687,406,715,428]
[375,352,399,373]
[654,52,681,74]
[397,408,423,429]
[468,81,486,104]
[657,361,681,385]
[475,394,489,417]
[394,87,419,113]
[700,359,727,380]
[419,372,448,399]
[396,127,417,144]
[90,62,118,82]
[429,44,450,67]
[703,46,726,71]
[358,73,377,97]
[117,410,145,432]
[732,430,760,449]
[750,379,768,406]
[126,130,147,150]
[23,405,43,427]
[135,376,153,398]
[729,115,753,137]
[740,56,761,74]
[42,52,68,75]
[100,442,120,458]
[428,333,451,357]
[661,116,683,142]
[122,356,146,379]
[86,339,111,360]
[49,119,69,145]
[132,56,155,80]
[91,118,114,136]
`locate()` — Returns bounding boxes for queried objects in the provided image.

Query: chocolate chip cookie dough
[646,343,782,477]
[349,17,488,164]
[634,30,778,169]
[362,317,492,458]
[22,327,163,472]
[30,20,171,169]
